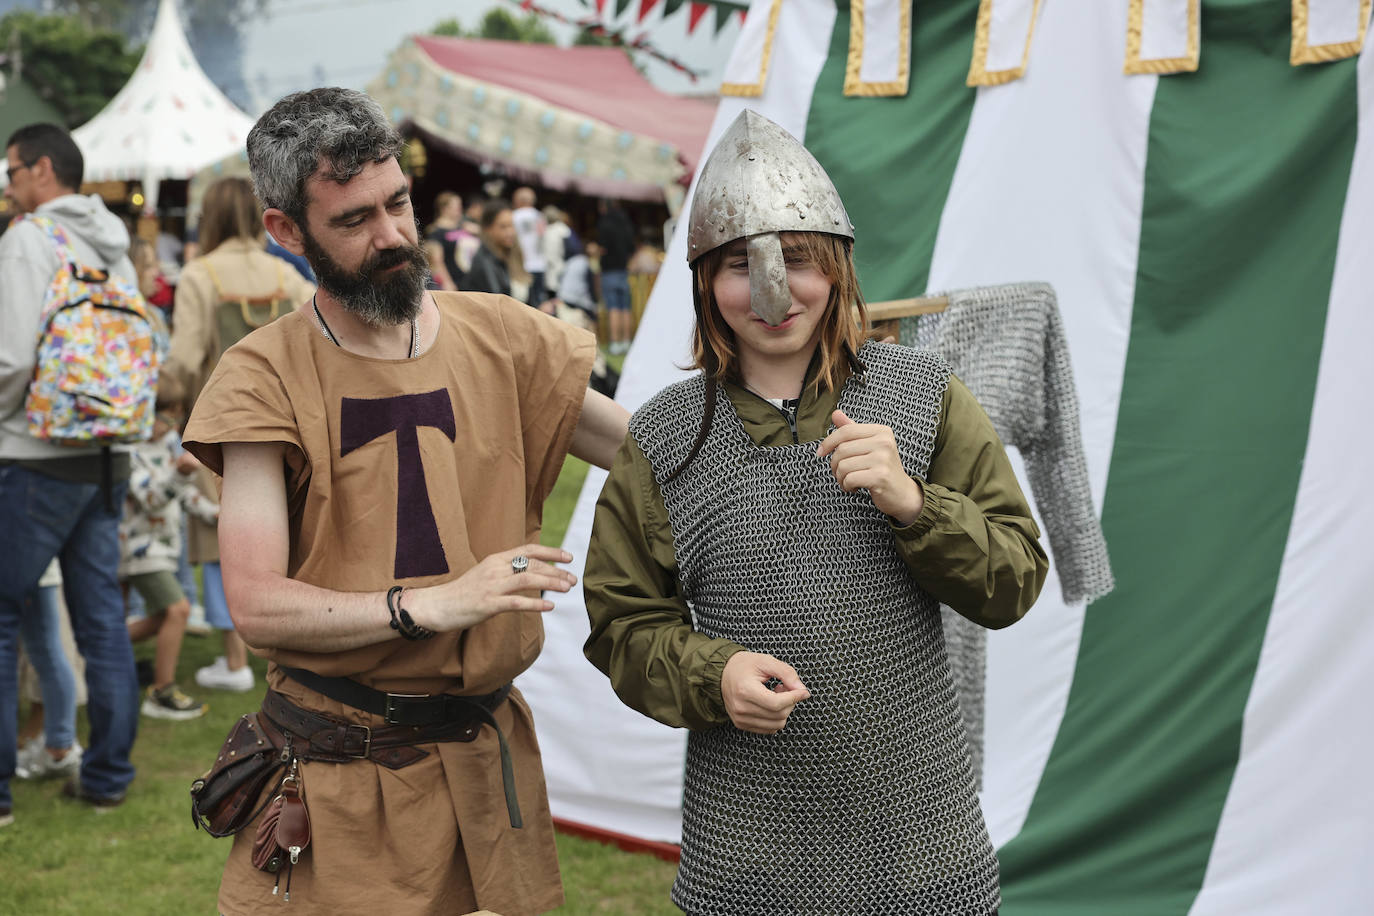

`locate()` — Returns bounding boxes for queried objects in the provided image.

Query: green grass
[1,454,679,915]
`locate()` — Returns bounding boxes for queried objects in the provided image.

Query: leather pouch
[190,712,290,838]
[251,763,312,901]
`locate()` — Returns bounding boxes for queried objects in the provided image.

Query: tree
[47,0,267,35]
[48,0,266,109]
[0,11,140,128]
[429,9,556,44]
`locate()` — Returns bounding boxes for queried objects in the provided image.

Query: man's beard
[300,227,431,327]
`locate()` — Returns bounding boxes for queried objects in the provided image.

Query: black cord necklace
[312,295,418,358]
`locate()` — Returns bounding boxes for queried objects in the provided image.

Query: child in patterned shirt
[119,402,218,720]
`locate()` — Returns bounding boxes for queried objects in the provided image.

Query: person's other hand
[721,651,809,734]
[175,451,202,475]
[816,410,924,526]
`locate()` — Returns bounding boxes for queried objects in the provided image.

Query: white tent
[70,0,254,213]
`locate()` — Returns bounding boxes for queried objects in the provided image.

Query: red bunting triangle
[687,1,709,33]
[596,0,607,14]
[638,0,659,21]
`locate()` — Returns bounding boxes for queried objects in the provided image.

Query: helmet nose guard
[686,110,854,327]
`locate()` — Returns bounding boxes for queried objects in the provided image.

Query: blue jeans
[601,269,631,313]
[0,464,139,808]
[202,561,232,630]
[18,584,78,750]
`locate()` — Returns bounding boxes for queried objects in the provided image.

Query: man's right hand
[413,544,577,632]
[720,651,810,734]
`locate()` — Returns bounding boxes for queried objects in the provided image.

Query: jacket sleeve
[0,227,53,418]
[176,476,220,526]
[893,375,1049,628]
[583,434,744,730]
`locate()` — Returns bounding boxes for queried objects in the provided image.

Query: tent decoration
[365,36,716,212]
[517,0,1374,912]
[67,0,254,215]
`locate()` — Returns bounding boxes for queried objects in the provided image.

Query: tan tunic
[183,291,595,916]
[167,237,315,564]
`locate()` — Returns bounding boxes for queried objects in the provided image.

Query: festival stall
[518,1,1374,913]
[364,35,717,214]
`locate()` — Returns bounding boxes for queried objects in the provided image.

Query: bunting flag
[688,0,711,32]
[519,0,1374,912]
[638,0,660,22]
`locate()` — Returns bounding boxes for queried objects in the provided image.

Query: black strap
[278,666,522,828]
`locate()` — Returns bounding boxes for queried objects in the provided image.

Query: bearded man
[181,87,628,916]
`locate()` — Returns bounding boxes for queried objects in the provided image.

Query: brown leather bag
[190,712,291,838]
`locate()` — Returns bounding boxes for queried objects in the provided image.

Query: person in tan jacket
[164,176,314,693]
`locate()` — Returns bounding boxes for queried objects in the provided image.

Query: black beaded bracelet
[386,586,435,641]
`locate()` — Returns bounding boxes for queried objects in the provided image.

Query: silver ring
[511,555,529,575]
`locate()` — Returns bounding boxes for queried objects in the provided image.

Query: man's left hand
[816,409,924,526]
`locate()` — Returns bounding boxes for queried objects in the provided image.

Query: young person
[120,402,215,720]
[582,110,1049,915]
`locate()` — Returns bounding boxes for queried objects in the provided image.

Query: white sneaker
[195,656,255,693]
[16,737,83,779]
[186,604,212,636]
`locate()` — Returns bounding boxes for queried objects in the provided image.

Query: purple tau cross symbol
[340,389,455,579]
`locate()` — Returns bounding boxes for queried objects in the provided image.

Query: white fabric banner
[1188,38,1374,915]
[1306,0,1370,47]
[856,0,908,84]
[986,0,1041,73]
[927,0,1156,845]
[518,0,838,844]
[1139,0,1195,62]
[718,0,781,94]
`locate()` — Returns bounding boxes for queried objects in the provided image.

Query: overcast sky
[241,0,740,114]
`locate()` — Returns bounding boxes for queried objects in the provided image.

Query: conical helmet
[686,110,854,325]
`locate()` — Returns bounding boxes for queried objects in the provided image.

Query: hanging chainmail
[900,280,1115,784]
[631,342,1000,916]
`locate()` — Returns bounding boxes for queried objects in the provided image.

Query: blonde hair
[690,231,869,394]
[198,176,263,254]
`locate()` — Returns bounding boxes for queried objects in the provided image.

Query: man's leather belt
[269,666,523,828]
[261,687,507,768]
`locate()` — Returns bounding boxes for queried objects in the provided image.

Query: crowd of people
[419,181,660,359]
[0,88,1043,916]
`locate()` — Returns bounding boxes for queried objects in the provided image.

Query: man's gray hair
[246,87,403,225]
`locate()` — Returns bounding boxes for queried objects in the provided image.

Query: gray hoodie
[0,193,137,461]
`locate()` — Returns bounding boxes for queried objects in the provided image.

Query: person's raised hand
[412,544,576,633]
[721,651,810,734]
[175,450,202,475]
[816,410,924,525]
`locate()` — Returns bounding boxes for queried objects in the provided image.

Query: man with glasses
[0,123,142,826]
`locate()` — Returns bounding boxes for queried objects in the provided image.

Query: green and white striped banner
[520,1,1374,910]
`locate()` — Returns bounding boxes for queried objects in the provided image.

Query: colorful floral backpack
[23,215,167,446]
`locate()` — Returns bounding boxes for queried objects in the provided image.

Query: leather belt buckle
[383,692,434,726]
[347,724,372,759]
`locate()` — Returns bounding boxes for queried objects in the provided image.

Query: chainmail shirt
[630,342,1000,916]
[900,281,1114,782]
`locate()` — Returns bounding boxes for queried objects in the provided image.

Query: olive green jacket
[583,364,1048,731]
